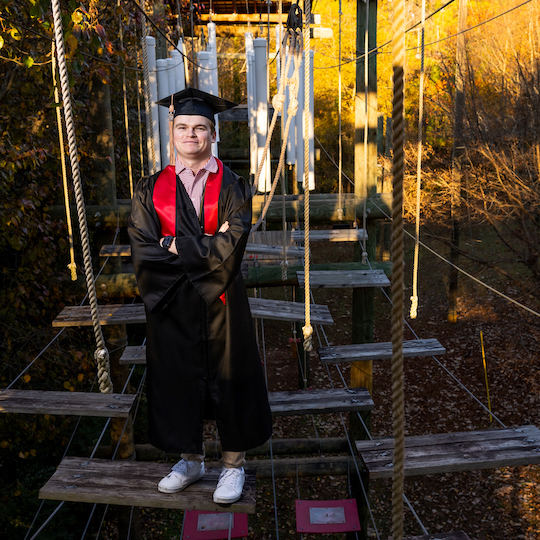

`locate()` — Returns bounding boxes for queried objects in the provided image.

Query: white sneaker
[157,460,205,493]
[213,466,245,504]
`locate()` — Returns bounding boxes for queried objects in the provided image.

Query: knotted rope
[391,0,406,537]
[51,0,113,394]
[301,0,313,352]
[410,0,426,320]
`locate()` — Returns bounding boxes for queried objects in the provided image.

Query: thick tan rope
[52,0,113,394]
[361,0,369,264]
[251,31,302,231]
[410,0,426,319]
[141,16,157,174]
[278,3,289,281]
[302,0,313,352]
[51,41,77,282]
[118,0,134,197]
[391,0,406,537]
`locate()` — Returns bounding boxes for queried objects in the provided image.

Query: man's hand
[160,237,178,255]
[205,221,230,236]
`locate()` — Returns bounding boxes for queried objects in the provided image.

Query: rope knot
[361,251,368,265]
[302,324,313,352]
[287,97,298,116]
[410,295,418,319]
[272,93,285,112]
[67,261,77,281]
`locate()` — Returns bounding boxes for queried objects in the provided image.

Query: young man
[128,88,272,504]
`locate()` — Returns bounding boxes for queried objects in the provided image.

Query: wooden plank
[53,298,334,327]
[99,242,305,259]
[356,426,540,479]
[403,533,470,540]
[318,339,446,363]
[0,390,136,418]
[120,345,147,365]
[296,269,390,289]
[292,229,367,242]
[269,387,373,416]
[39,457,256,513]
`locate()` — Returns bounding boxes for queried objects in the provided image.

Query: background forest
[1,0,540,538]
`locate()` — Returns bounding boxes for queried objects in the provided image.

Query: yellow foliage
[63,380,71,390]
[23,374,31,383]
[77,373,84,382]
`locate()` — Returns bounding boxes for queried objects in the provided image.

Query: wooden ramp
[0,390,136,418]
[403,533,471,540]
[318,339,446,364]
[39,457,256,513]
[296,269,390,289]
[356,426,540,479]
[292,229,367,242]
[52,298,333,327]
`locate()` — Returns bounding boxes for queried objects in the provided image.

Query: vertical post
[156,58,170,167]
[448,0,467,323]
[245,33,258,184]
[146,36,161,171]
[350,2,378,539]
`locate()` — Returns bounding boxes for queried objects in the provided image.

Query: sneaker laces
[217,467,243,488]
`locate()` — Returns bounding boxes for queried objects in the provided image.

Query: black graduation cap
[156,87,237,123]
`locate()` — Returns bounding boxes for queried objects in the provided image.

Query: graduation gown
[128,161,272,454]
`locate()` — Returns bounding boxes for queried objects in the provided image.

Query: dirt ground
[101,221,540,540]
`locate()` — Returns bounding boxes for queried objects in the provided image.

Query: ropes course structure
[6,1,540,538]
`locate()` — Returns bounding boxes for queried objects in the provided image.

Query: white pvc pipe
[295,53,304,186]
[308,49,315,191]
[172,40,186,92]
[146,36,161,171]
[245,33,257,177]
[156,58,170,166]
[254,38,270,193]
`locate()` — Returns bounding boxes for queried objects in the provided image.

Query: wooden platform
[292,229,367,242]
[296,269,390,289]
[403,533,471,540]
[99,242,305,259]
[39,457,256,513]
[318,339,446,364]
[356,426,540,479]
[0,390,136,418]
[52,298,333,327]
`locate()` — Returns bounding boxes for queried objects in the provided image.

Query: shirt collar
[175,155,218,176]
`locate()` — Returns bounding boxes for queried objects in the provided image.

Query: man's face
[173,114,216,162]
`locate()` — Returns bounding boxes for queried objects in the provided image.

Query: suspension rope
[337,0,344,220]
[361,0,369,264]
[410,0,426,319]
[302,0,313,353]
[118,0,134,197]
[141,13,157,174]
[52,0,114,394]
[391,0,406,536]
[51,41,77,281]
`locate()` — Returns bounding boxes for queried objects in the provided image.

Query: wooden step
[269,387,373,416]
[99,242,305,259]
[292,229,367,242]
[356,425,540,479]
[39,457,256,513]
[318,338,446,364]
[0,390,136,418]
[296,269,390,289]
[52,299,334,327]
[403,533,471,540]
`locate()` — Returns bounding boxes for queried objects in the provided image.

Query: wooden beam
[48,193,392,228]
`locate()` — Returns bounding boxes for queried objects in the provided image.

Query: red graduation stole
[153,160,226,304]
